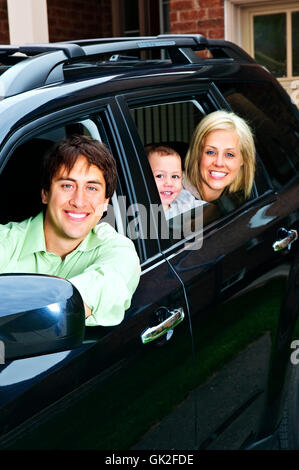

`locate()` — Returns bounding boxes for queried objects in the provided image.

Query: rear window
[216,80,299,189]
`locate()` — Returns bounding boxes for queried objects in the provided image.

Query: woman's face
[199,129,243,202]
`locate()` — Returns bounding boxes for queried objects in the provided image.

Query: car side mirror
[0,274,85,361]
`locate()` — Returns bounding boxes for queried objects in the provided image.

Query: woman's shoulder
[182,173,202,200]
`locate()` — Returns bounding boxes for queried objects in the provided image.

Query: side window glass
[130,100,204,162]
[129,97,258,251]
[217,81,299,190]
[130,99,206,249]
[0,118,125,237]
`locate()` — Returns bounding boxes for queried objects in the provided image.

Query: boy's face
[42,155,109,247]
[148,152,182,209]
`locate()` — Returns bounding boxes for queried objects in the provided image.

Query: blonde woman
[184,110,256,202]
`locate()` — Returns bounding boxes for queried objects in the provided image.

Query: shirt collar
[76,226,104,252]
[20,212,46,258]
[20,211,104,259]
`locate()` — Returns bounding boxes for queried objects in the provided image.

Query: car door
[163,83,299,449]
[215,78,299,446]
[0,99,198,450]
[121,83,298,449]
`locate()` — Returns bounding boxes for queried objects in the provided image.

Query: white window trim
[225,0,299,106]
[242,2,299,80]
[225,0,285,45]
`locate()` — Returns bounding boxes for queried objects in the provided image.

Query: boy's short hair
[41,135,117,198]
[145,144,181,159]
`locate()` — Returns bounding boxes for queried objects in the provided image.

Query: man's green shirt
[0,212,141,326]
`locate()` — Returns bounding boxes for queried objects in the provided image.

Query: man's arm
[69,227,141,327]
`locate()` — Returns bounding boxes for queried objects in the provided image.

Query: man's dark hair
[41,135,117,198]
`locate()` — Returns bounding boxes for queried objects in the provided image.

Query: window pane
[124,0,139,36]
[254,13,286,77]
[130,101,204,148]
[292,11,299,76]
[162,0,170,33]
[130,99,206,249]
[217,81,299,190]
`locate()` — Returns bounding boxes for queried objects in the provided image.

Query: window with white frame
[225,1,299,105]
[241,2,299,80]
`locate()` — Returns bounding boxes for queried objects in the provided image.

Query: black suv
[0,35,298,451]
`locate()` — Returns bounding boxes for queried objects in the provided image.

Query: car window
[0,119,104,225]
[130,100,205,152]
[0,118,124,237]
[216,80,299,190]
[129,95,265,252]
[130,98,207,249]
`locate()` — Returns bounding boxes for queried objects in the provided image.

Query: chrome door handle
[141,307,185,344]
[273,228,298,252]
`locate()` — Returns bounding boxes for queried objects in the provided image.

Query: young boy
[145,144,203,220]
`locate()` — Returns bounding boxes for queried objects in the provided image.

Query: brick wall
[169,0,224,39]
[47,0,112,42]
[0,0,9,43]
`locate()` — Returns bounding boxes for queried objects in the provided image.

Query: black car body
[0,35,298,450]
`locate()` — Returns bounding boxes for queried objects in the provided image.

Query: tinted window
[130,97,254,251]
[217,80,299,190]
[0,120,102,225]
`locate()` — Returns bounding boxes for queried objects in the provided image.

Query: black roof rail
[77,36,206,60]
[59,35,252,63]
[0,36,207,98]
[0,49,68,99]
[0,42,85,59]
[0,42,86,99]
[18,43,85,59]
[206,39,256,63]
[157,33,208,46]
[60,33,208,48]
[0,35,255,99]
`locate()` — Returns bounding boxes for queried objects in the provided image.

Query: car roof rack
[0,34,255,99]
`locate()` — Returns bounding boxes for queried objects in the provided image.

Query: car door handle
[141,307,185,344]
[273,228,298,252]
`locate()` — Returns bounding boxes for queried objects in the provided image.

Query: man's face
[42,155,109,248]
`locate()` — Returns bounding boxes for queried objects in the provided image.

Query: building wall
[169,0,224,39]
[47,0,112,42]
[0,0,9,43]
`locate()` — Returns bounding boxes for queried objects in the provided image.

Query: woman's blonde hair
[185,110,256,199]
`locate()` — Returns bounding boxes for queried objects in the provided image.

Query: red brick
[197,28,209,38]
[180,9,207,21]
[170,11,178,22]
[197,18,224,29]
[198,0,223,7]
[207,7,224,19]
[171,21,198,33]
[209,28,224,39]
[47,0,108,42]
[171,0,195,11]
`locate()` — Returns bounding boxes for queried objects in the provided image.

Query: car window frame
[118,83,274,254]
[214,77,299,189]
[0,97,161,264]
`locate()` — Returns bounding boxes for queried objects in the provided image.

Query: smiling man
[0,135,141,326]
